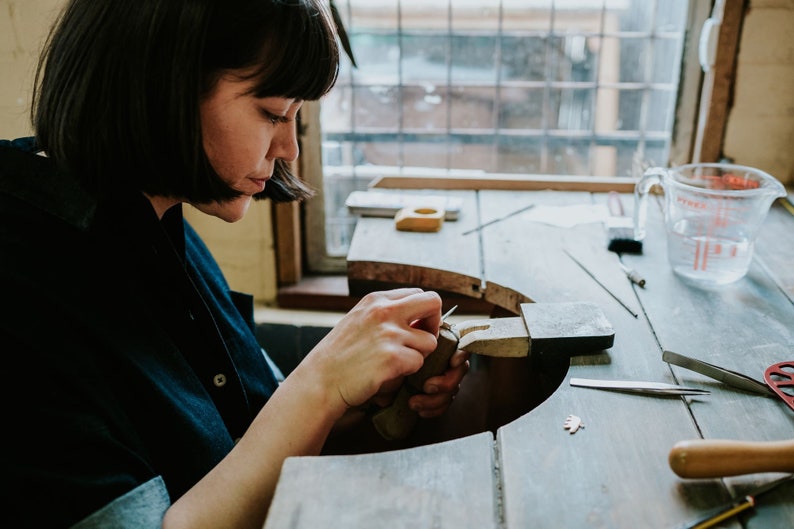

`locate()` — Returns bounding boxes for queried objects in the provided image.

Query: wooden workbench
[264,189,794,529]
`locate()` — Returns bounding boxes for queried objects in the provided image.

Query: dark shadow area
[321,349,570,455]
[257,303,571,456]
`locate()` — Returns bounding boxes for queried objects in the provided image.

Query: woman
[0,1,468,527]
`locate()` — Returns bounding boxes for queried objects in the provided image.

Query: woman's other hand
[408,347,470,418]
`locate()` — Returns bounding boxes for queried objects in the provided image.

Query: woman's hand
[304,288,443,418]
[408,348,470,418]
[367,346,470,418]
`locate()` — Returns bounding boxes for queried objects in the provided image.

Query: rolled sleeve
[71,477,170,529]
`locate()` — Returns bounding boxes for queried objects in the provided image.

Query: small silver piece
[563,414,584,434]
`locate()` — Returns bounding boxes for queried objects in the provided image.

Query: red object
[705,173,761,190]
[764,361,794,412]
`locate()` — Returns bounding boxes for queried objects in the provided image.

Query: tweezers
[662,350,776,397]
[570,377,710,396]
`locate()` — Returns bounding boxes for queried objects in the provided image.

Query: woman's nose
[269,121,300,162]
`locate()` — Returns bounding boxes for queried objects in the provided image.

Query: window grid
[319,0,689,256]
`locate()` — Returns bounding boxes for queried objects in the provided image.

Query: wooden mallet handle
[371,325,459,441]
[669,439,794,478]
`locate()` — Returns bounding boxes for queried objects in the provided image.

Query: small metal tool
[438,304,458,333]
[676,474,794,529]
[662,350,776,396]
[440,304,458,323]
[570,377,710,396]
[619,262,646,287]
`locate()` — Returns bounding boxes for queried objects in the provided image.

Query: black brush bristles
[606,192,643,254]
[607,228,644,254]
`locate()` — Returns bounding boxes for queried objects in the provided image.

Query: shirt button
[213,374,227,387]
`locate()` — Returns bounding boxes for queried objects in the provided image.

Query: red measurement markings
[694,238,723,271]
[694,238,704,270]
[704,173,761,191]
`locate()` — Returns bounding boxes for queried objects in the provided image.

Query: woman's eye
[261,109,289,125]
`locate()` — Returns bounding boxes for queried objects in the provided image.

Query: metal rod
[688,497,754,529]
[564,250,639,318]
[440,305,458,322]
[461,204,535,235]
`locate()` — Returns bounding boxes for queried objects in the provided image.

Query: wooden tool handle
[371,325,459,441]
[669,439,794,478]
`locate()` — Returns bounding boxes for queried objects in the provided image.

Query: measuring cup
[634,163,785,287]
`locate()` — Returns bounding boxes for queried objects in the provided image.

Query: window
[302,0,710,273]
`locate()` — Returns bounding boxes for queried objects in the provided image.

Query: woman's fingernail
[425,384,439,394]
[452,354,471,368]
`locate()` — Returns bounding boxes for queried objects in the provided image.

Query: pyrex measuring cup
[634,163,785,287]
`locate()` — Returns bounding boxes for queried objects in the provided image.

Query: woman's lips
[249,177,269,192]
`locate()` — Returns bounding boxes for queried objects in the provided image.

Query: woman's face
[194,74,303,222]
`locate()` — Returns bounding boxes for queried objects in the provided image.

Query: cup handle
[633,167,666,241]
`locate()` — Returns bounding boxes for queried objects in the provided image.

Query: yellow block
[394,207,445,232]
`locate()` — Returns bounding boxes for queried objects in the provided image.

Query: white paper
[522,204,610,228]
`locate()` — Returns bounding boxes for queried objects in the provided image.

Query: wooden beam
[698,0,748,163]
[371,174,638,193]
[273,201,302,285]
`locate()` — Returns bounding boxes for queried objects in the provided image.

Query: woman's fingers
[304,288,443,412]
[423,354,470,395]
[359,289,442,361]
[401,324,440,359]
[392,290,442,338]
[375,287,425,299]
[408,381,460,418]
[407,353,470,417]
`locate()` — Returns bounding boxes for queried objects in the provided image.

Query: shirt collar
[0,140,98,230]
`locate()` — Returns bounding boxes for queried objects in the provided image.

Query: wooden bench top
[264,189,794,529]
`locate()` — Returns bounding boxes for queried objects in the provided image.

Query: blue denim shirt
[0,140,279,527]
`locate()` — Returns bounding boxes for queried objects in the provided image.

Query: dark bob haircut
[32,0,340,203]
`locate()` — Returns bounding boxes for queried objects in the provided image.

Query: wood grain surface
[265,190,794,529]
[264,433,498,529]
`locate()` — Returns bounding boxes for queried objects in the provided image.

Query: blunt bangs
[204,0,340,101]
